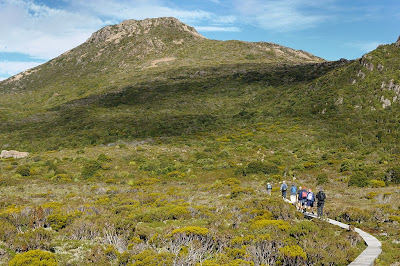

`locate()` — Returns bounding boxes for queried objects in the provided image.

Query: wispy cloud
[196,26,241,32]
[234,0,330,31]
[344,41,382,53]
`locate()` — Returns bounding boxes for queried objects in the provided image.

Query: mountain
[0,17,330,150]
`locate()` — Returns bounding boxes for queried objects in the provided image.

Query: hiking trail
[283,198,382,266]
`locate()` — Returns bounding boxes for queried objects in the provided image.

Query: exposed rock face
[0,150,29,159]
[360,55,374,71]
[395,36,400,48]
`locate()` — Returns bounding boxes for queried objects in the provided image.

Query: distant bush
[348,171,369,187]
[9,250,57,266]
[340,160,354,172]
[97,153,112,162]
[230,186,255,198]
[316,173,329,185]
[385,167,400,184]
[239,161,279,176]
[131,250,173,266]
[368,179,385,187]
[81,160,102,178]
[16,165,31,176]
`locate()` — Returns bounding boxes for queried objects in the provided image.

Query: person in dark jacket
[316,188,326,218]
[280,181,288,199]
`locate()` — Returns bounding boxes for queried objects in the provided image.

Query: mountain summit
[86,17,206,44]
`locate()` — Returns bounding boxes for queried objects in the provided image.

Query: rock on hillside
[0,150,29,159]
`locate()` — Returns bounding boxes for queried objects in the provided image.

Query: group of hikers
[266,181,326,218]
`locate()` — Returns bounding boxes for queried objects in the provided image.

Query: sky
[0,0,399,80]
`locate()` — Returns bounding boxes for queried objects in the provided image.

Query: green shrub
[316,173,329,185]
[340,160,353,172]
[131,250,174,266]
[230,186,255,198]
[16,165,31,176]
[9,250,57,266]
[46,211,82,231]
[369,179,385,187]
[279,245,307,264]
[81,160,102,178]
[244,161,279,175]
[385,167,400,184]
[348,171,369,187]
[97,153,112,162]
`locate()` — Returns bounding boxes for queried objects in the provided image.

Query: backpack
[307,192,314,201]
[281,183,287,191]
[317,191,326,201]
[266,184,272,189]
[290,186,297,194]
[301,190,307,198]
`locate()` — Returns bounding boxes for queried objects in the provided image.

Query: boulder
[0,150,29,159]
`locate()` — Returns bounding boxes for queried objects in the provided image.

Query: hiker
[266,182,272,195]
[306,188,315,214]
[316,188,326,218]
[298,186,308,212]
[289,184,297,205]
[296,186,303,210]
[280,181,288,199]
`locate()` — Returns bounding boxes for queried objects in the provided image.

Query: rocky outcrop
[86,17,206,44]
[395,36,400,48]
[360,55,374,71]
[0,150,29,159]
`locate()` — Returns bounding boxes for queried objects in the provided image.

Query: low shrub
[16,165,31,176]
[316,173,329,185]
[369,179,385,187]
[9,250,57,266]
[230,186,255,198]
[348,171,369,187]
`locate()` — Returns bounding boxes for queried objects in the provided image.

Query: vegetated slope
[291,37,400,152]
[0,17,332,151]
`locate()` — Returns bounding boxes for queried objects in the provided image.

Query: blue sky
[0,0,399,80]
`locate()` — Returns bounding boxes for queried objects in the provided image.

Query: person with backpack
[306,188,315,214]
[266,182,272,195]
[289,184,297,205]
[298,186,308,212]
[316,188,326,218]
[280,181,288,199]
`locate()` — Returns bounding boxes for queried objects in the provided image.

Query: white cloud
[0,0,104,59]
[196,26,241,32]
[234,0,330,31]
[0,61,44,76]
[0,0,219,60]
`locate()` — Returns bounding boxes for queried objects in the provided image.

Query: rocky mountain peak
[86,17,206,44]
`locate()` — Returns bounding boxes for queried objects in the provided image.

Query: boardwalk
[283,198,382,265]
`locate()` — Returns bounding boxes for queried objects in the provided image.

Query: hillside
[0,18,399,265]
[0,17,328,151]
